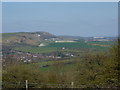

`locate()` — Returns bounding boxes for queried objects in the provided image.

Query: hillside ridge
[2,32,57,45]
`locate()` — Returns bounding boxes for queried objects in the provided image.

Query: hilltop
[2,32,56,45]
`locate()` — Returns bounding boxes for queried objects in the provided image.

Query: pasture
[29,58,77,72]
[14,46,58,53]
[13,41,114,54]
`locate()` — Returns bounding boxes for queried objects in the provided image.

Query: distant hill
[2,32,117,46]
[2,32,56,45]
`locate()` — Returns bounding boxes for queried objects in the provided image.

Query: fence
[2,81,113,88]
[2,81,78,88]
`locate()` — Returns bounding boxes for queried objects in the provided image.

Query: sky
[2,2,118,37]
[0,2,2,33]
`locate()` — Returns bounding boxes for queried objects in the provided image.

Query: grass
[30,58,76,72]
[14,46,58,54]
[47,42,90,48]
[2,33,19,37]
[47,41,113,51]
[13,41,114,53]
[47,41,113,48]
[88,41,115,45]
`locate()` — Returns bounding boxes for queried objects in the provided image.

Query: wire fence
[2,81,89,88]
[2,81,119,88]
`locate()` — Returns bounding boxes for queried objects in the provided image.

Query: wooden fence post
[71,82,74,89]
[26,80,28,90]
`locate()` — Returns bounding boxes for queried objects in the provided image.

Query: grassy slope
[28,58,77,72]
[14,46,58,53]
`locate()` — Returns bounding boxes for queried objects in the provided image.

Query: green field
[88,41,115,45]
[14,41,114,54]
[2,33,19,38]
[14,46,58,53]
[28,58,77,72]
[47,41,113,48]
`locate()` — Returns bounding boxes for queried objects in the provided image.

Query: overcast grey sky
[2,2,118,37]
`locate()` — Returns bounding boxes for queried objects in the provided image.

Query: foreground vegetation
[2,40,119,88]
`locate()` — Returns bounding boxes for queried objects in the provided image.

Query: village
[2,47,76,66]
